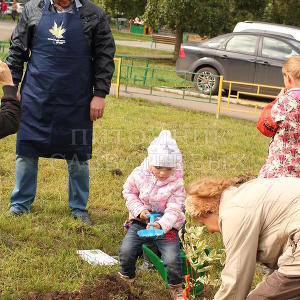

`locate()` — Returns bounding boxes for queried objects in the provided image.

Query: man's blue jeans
[10,155,89,216]
[118,221,183,284]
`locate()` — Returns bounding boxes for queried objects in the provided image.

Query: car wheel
[194,67,220,95]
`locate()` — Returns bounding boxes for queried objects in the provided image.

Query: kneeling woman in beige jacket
[186,177,300,300]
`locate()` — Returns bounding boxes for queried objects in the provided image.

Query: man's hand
[0,61,14,86]
[139,209,150,221]
[147,222,162,230]
[90,96,105,121]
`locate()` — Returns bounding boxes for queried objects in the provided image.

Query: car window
[225,35,258,55]
[262,37,298,60]
[290,40,300,50]
[202,36,228,49]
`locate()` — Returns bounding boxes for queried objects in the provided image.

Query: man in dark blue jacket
[6,0,115,224]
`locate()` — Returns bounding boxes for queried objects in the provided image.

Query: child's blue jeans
[10,155,89,217]
[118,220,183,285]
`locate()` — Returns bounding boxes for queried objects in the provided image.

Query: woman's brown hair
[185,178,237,218]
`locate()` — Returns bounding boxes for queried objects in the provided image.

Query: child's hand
[139,209,150,221]
[147,222,162,230]
[123,219,130,233]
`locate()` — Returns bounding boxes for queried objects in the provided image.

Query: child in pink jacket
[118,130,185,300]
[259,55,300,178]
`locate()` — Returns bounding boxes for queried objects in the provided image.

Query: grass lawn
[0,15,18,22]
[0,92,269,299]
[116,45,172,57]
[113,30,152,42]
[114,46,192,92]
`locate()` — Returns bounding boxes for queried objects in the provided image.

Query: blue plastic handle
[137,212,164,238]
[146,212,162,229]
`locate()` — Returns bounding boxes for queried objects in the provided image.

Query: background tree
[144,0,232,60]
[230,0,268,24]
[263,0,300,26]
[94,0,300,61]
[100,0,147,19]
[231,0,300,26]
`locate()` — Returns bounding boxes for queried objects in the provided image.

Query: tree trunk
[174,27,183,62]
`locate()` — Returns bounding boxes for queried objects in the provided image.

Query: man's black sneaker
[6,208,24,217]
[74,214,93,226]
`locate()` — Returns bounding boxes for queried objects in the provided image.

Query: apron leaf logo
[49,21,66,39]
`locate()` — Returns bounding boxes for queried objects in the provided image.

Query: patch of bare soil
[28,275,140,300]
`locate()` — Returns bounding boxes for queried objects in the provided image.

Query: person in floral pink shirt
[118,130,185,300]
[259,55,300,178]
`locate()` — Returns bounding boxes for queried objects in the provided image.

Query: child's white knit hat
[147,130,181,167]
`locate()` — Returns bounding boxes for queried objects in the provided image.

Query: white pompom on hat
[147,130,181,168]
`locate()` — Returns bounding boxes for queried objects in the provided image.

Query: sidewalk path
[0,21,16,41]
[110,85,261,122]
[115,40,174,52]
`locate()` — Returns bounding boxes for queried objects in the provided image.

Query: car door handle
[222,55,228,59]
[257,60,269,65]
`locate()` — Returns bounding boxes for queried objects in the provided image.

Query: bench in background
[151,34,176,48]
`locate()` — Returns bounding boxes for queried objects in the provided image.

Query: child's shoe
[169,283,184,300]
[138,260,154,271]
[118,272,135,284]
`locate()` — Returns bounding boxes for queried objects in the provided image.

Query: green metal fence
[0,53,8,61]
[114,55,150,83]
[115,61,218,102]
[0,41,9,61]
[0,41,9,53]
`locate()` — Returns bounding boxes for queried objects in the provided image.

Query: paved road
[115,40,174,52]
[0,21,16,40]
[110,85,260,122]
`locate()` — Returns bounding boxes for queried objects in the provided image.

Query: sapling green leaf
[179,218,225,298]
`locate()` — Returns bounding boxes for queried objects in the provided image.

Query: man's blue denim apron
[17,0,93,161]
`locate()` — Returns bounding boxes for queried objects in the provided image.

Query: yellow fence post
[216,75,223,119]
[219,79,282,116]
[114,57,122,98]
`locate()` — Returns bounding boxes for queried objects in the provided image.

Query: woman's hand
[0,61,13,86]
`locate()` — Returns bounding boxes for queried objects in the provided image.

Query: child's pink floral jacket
[259,88,300,178]
[122,158,186,233]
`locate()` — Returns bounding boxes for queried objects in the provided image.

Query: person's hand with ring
[90,96,106,121]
